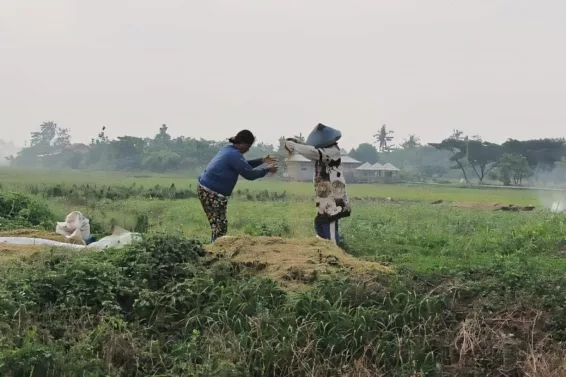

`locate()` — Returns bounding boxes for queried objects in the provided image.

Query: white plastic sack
[55,211,91,245]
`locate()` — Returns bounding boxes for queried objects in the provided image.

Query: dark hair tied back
[229,129,255,145]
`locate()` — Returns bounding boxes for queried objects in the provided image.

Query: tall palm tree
[373,125,394,152]
[402,134,420,149]
[451,129,464,140]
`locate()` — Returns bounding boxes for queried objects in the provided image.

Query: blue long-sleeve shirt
[198,145,268,197]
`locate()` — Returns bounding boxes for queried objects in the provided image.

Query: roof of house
[356,162,374,170]
[381,162,400,171]
[341,155,361,164]
[340,149,361,164]
[286,153,311,162]
[372,162,384,169]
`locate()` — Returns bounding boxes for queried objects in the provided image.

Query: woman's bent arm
[230,155,269,180]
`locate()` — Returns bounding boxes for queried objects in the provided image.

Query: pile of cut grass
[207,236,392,287]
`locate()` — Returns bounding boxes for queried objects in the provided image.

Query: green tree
[502,138,565,172]
[29,121,71,153]
[350,143,379,164]
[142,150,182,172]
[451,129,464,140]
[11,121,71,166]
[497,153,532,185]
[87,126,110,167]
[466,140,503,183]
[384,145,450,178]
[428,138,470,182]
[108,136,146,171]
[401,134,420,149]
[430,136,503,183]
[373,124,394,152]
[154,124,172,146]
[90,126,109,145]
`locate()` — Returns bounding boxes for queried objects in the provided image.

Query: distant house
[339,149,362,182]
[285,149,361,182]
[355,162,401,183]
[379,163,401,182]
[339,149,362,175]
[354,162,379,182]
[285,153,314,181]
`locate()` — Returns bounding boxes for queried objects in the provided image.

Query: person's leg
[328,221,338,244]
[212,196,228,240]
[333,220,341,244]
[198,185,228,242]
[198,185,215,242]
[314,218,331,240]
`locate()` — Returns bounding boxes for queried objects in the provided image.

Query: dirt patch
[206,236,392,287]
[450,202,535,211]
[451,202,505,209]
[0,228,67,242]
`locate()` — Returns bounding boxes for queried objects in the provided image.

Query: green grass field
[1,166,564,274]
[0,166,546,204]
[2,167,566,376]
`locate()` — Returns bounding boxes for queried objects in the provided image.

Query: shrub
[0,191,55,231]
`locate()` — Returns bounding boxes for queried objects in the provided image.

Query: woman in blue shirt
[198,130,277,242]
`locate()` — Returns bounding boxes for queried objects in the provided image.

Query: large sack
[305,123,342,148]
[55,211,91,245]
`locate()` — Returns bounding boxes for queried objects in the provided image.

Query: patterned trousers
[198,184,228,242]
[314,218,341,244]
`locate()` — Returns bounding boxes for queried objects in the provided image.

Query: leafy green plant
[0,191,55,231]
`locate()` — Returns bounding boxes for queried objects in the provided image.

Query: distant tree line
[6,121,566,185]
[428,129,565,185]
[7,122,277,174]
[353,126,565,185]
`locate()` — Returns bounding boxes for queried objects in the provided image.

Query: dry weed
[206,236,392,287]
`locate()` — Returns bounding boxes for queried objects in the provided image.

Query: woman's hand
[268,164,279,173]
[263,155,278,165]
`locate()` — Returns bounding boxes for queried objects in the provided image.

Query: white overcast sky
[1,0,565,150]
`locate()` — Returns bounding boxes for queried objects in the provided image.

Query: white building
[285,149,362,182]
[354,162,401,183]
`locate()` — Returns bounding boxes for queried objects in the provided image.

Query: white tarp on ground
[0,237,86,249]
[87,226,142,249]
[0,226,142,251]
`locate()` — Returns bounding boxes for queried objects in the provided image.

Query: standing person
[198,130,277,242]
[285,123,351,244]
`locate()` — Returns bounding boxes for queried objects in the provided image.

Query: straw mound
[0,229,75,264]
[206,236,392,287]
[0,244,46,263]
[0,228,67,242]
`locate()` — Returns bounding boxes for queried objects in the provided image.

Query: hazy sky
[1,0,565,150]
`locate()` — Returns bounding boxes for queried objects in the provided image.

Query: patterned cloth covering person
[285,123,351,244]
[198,130,278,242]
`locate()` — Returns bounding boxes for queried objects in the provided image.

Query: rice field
[2,167,566,376]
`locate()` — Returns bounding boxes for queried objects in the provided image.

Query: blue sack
[305,123,342,148]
